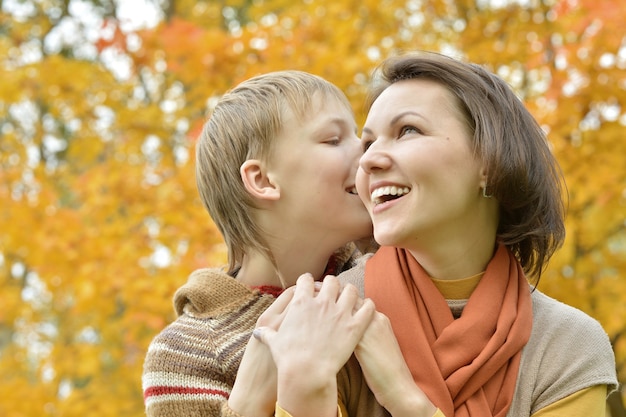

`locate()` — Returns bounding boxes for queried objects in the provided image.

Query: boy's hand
[253,274,375,417]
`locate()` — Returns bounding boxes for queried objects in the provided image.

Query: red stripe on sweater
[144,386,229,400]
[251,285,284,298]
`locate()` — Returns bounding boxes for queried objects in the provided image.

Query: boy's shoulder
[173,267,272,318]
[142,269,266,414]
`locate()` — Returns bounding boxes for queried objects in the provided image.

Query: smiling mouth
[371,185,410,205]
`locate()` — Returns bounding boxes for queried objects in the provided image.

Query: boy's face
[268,94,372,246]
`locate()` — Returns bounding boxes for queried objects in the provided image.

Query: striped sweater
[142,247,360,417]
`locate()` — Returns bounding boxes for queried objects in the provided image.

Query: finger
[318,275,341,301]
[255,287,296,329]
[252,326,276,345]
[353,298,376,325]
[263,286,296,316]
[353,296,364,310]
[294,273,316,296]
[336,283,360,311]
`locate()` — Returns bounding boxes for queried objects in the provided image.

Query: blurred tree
[0,1,225,416]
[0,0,623,415]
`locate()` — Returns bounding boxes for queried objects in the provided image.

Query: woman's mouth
[371,185,410,205]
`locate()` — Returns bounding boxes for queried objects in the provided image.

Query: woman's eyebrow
[361,127,374,136]
[390,111,424,126]
[361,111,425,136]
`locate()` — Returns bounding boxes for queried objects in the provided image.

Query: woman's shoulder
[517,289,618,412]
[528,288,615,366]
[337,253,372,298]
[530,289,609,336]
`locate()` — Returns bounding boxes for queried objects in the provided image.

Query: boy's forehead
[282,99,355,142]
[295,93,351,121]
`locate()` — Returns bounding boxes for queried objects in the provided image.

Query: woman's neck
[408,236,497,281]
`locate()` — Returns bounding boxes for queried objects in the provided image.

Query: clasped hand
[231,274,436,417]
[250,274,374,417]
[254,274,375,377]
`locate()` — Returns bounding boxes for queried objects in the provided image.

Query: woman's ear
[240,159,281,201]
[479,165,489,189]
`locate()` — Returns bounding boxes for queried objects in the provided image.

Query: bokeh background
[1,0,624,415]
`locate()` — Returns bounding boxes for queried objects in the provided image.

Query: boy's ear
[240,159,281,201]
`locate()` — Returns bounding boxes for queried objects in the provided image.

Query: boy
[142,70,374,416]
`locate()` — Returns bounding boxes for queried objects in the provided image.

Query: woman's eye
[399,126,420,137]
[324,138,340,145]
[361,139,374,152]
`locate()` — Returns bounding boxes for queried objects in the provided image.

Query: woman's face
[357,78,491,251]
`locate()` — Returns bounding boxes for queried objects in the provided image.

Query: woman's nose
[359,140,392,173]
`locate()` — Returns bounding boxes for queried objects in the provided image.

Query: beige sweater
[338,257,618,416]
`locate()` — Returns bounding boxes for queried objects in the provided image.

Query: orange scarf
[365,245,532,417]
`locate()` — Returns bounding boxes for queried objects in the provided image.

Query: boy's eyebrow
[316,116,357,132]
[331,116,355,127]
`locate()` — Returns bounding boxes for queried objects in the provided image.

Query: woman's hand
[253,274,375,417]
[355,312,438,417]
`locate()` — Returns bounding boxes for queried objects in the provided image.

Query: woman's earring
[482,186,493,198]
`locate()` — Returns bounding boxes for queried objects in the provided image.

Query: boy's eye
[361,139,374,152]
[324,138,340,145]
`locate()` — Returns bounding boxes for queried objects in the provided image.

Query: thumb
[252,326,276,345]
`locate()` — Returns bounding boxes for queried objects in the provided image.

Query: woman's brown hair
[367,51,566,282]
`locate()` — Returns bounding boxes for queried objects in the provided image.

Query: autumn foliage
[1,0,624,415]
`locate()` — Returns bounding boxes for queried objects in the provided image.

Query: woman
[254,52,618,417]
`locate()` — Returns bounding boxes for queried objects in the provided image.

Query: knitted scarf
[364,244,532,417]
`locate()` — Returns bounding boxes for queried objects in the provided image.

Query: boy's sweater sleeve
[143,268,274,417]
[142,313,234,416]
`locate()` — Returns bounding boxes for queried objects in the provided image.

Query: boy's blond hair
[196,70,352,273]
